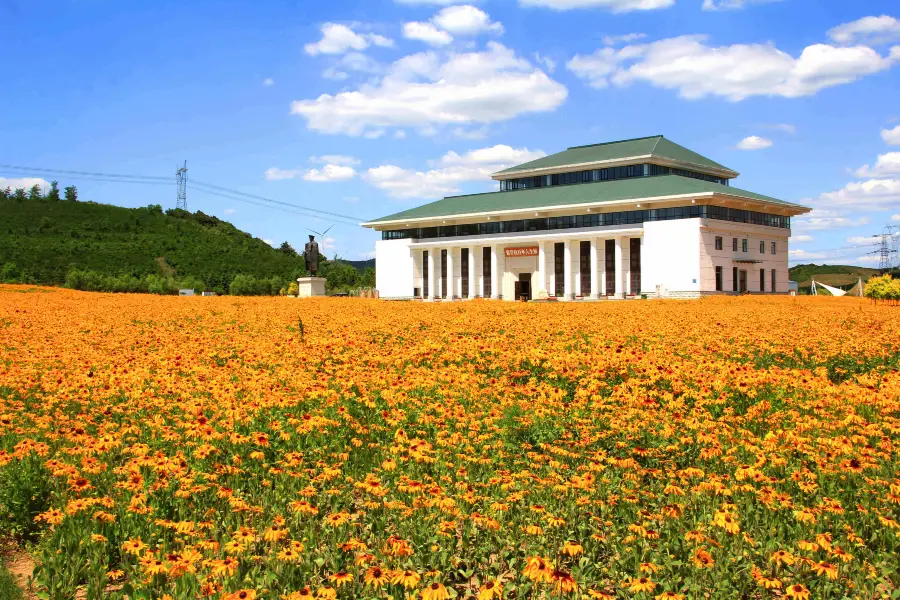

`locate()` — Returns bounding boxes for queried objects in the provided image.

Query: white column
[614,237,624,298]
[446,248,455,300]
[427,250,436,300]
[478,248,485,298]
[589,239,599,299]
[490,246,499,299]
[468,247,476,299]
[563,241,573,300]
[537,242,546,295]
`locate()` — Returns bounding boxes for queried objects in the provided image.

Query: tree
[47,181,61,202]
[64,185,78,202]
[279,241,298,257]
[12,188,27,202]
[0,187,10,202]
[28,184,44,202]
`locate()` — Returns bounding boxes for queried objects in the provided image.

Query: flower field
[1,286,899,600]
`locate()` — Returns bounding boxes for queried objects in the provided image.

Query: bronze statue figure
[304,235,320,275]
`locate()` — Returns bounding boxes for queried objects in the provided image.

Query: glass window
[715,236,723,250]
[760,240,765,254]
[771,269,776,293]
[742,239,748,253]
[733,238,738,252]
[732,267,738,292]
[771,241,776,255]
[715,266,723,291]
[760,269,765,292]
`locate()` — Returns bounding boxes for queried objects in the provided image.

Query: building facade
[362,136,811,300]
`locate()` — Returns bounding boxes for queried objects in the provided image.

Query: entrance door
[739,270,748,293]
[518,273,532,301]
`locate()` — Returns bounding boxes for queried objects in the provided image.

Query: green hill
[0,193,313,293]
[789,264,882,289]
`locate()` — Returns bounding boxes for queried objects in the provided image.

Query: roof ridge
[567,135,662,151]
[649,135,663,154]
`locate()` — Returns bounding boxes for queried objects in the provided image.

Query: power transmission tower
[887,225,900,269]
[176,161,188,210]
[870,230,893,271]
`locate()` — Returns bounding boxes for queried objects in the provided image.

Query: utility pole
[176,160,188,210]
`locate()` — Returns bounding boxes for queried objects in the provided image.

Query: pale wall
[642,219,701,294]
[375,239,415,299]
[700,222,791,292]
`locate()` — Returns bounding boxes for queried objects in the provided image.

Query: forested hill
[0,197,306,291]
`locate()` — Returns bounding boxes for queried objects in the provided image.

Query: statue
[304,235,321,276]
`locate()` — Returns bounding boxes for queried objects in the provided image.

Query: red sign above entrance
[504,246,539,258]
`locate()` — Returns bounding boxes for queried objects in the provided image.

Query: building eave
[361,192,810,230]
[491,155,740,181]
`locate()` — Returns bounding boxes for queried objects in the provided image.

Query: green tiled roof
[494,135,735,176]
[365,175,809,225]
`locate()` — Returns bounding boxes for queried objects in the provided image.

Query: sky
[2,0,899,266]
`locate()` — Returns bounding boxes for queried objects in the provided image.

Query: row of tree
[864,275,900,303]
[1,181,78,202]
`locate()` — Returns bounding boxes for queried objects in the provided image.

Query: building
[362,136,811,300]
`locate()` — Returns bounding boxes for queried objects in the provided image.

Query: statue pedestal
[297,277,326,298]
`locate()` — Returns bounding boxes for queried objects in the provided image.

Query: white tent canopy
[810,277,863,297]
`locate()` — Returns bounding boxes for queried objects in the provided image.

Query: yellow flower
[627,578,656,593]
[421,582,449,600]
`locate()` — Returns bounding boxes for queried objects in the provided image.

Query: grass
[0,562,22,600]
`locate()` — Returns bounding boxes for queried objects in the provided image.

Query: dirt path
[3,550,36,600]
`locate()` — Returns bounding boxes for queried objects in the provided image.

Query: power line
[190,187,359,226]
[0,163,169,181]
[176,161,188,211]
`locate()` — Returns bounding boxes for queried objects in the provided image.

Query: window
[580,241,591,296]
[742,239,748,253]
[715,266,723,291]
[760,240,765,254]
[461,248,469,298]
[760,269,765,292]
[771,269,776,293]
[482,247,491,298]
[732,267,738,292]
[715,236,723,250]
[771,241,777,255]
[733,238,738,252]
[422,251,429,298]
[554,243,565,297]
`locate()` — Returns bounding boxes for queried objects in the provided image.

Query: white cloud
[702,0,782,11]
[892,214,900,222]
[763,123,796,134]
[846,235,879,246]
[737,136,773,150]
[305,23,394,56]
[264,168,303,181]
[856,255,882,264]
[224,208,237,215]
[262,78,275,87]
[403,22,454,46]
[789,249,828,260]
[291,42,567,136]
[433,5,503,35]
[855,152,900,177]
[883,125,900,146]
[303,164,357,182]
[0,177,50,191]
[818,178,900,211]
[792,235,813,243]
[566,34,900,100]
[602,33,646,46]
[519,0,673,12]
[321,236,337,251]
[364,144,546,200]
[828,16,900,46]
[453,126,490,140]
[395,0,474,4]
[263,239,275,247]
[533,53,557,72]
[792,208,870,231]
[322,52,383,80]
[358,250,376,260]
[311,155,360,166]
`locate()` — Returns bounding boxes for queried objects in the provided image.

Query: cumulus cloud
[828,15,900,46]
[566,34,900,100]
[519,0,673,12]
[601,33,646,46]
[792,235,813,243]
[403,22,454,46]
[303,165,357,182]
[846,235,880,246]
[321,52,383,80]
[855,152,900,178]
[893,214,900,222]
[291,42,567,136]
[0,177,50,191]
[224,208,237,215]
[432,5,503,35]
[262,78,275,87]
[791,209,870,232]
[395,0,473,4]
[533,53,557,72]
[737,136,773,150]
[264,168,303,181]
[363,144,546,200]
[305,23,393,56]
[817,178,900,211]
[883,125,900,146]
[702,0,783,11]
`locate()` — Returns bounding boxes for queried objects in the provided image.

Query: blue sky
[2,0,899,265]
